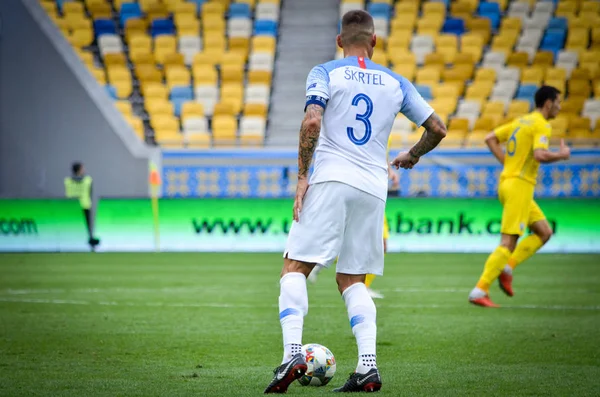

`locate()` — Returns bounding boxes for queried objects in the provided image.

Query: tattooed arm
[391,113,447,170]
[293,104,324,221]
[297,104,324,178]
[408,113,447,158]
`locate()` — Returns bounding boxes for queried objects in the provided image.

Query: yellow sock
[476,246,512,293]
[508,234,544,270]
[365,274,375,288]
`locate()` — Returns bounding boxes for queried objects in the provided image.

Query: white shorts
[284,181,385,276]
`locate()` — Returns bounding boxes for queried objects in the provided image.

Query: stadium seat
[254,20,278,36]
[239,116,266,146]
[212,115,238,145]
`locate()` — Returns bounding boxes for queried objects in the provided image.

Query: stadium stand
[40,0,279,147]
[41,0,600,149]
[335,0,600,149]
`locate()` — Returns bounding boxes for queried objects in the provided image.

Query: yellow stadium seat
[154,35,177,64]
[41,1,58,15]
[88,2,112,19]
[387,32,412,51]
[193,65,218,85]
[130,35,152,54]
[204,33,227,52]
[143,82,169,100]
[562,97,586,115]
[450,0,474,15]
[391,16,417,33]
[136,63,163,84]
[417,17,443,38]
[424,53,446,69]
[429,98,457,115]
[568,80,591,98]
[433,83,460,99]
[468,18,491,44]
[212,115,238,144]
[125,19,148,43]
[550,116,568,138]
[252,36,276,54]
[221,64,244,84]
[592,28,600,49]
[506,100,530,119]
[68,17,92,31]
[213,101,235,117]
[555,1,578,17]
[506,52,529,70]
[473,116,499,132]
[581,1,600,14]
[570,68,592,82]
[68,29,94,47]
[533,51,554,67]
[500,17,521,32]
[229,37,250,58]
[521,67,546,85]
[113,80,133,99]
[388,49,414,67]
[465,81,494,102]
[174,1,197,14]
[181,102,205,122]
[448,117,471,133]
[570,117,591,131]
[248,70,272,85]
[395,2,419,18]
[163,53,186,69]
[221,52,245,67]
[453,52,474,66]
[147,99,175,117]
[393,64,416,81]
[435,34,458,63]
[474,67,496,82]
[422,1,446,17]
[371,52,388,66]
[124,115,145,141]
[237,0,257,8]
[63,2,85,15]
[115,100,133,117]
[204,18,226,34]
[580,51,600,65]
[103,53,126,67]
[90,67,106,84]
[193,51,223,67]
[416,67,440,86]
[166,66,191,88]
[154,126,185,148]
[544,79,566,93]
[443,64,474,82]
[243,103,268,118]
[79,50,94,66]
[482,101,505,118]
[139,0,160,12]
[566,28,590,52]
[545,67,567,82]
[146,3,169,21]
[175,15,200,36]
[202,2,225,20]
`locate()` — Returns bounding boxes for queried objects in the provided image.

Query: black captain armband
[304,95,328,111]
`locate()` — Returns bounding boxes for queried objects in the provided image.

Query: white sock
[469,287,486,299]
[342,283,377,374]
[503,264,512,275]
[279,272,308,364]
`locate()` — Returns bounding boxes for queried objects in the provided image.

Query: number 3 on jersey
[507,127,519,156]
[347,93,373,146]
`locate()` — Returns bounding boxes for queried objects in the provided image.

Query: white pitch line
[0,297,598,311]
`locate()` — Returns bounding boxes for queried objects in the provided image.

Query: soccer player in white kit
[264,10,447,394]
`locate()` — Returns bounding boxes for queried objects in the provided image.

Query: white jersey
[305,56,434,201]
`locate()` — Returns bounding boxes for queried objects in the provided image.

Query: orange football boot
[469,295,500,308]
[498,271,514,297]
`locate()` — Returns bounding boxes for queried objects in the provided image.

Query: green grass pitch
[0,253,599,396]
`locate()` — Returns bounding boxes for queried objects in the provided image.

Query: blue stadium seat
[547,17,567,31]
[151,19,175,37]
[254,20,278,36]
[170,87,193,116]
[105,85,118,99]
[228,3,251,19]
[120,2,142,27]
[540,29,566,52]
[516,84,538,105]
[93,19,117,37]
[415,84,433,101]
[478,2,501,30]
[442,18,466,35]
[367,3,391,19]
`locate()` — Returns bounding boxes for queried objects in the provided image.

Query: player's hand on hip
[293,178,309,222]
[391,151,419,170]
[559,139,571,160]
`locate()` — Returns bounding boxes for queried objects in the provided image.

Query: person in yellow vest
[65,162,100,250]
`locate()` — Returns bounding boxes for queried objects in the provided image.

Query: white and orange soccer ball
[298,343,337,386]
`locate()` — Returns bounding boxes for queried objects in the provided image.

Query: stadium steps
[266,0,338,147]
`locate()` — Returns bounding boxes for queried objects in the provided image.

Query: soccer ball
[298,343,336,386]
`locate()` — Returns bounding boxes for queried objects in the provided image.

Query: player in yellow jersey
[469,86,571,307]
[308,137,399,300]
